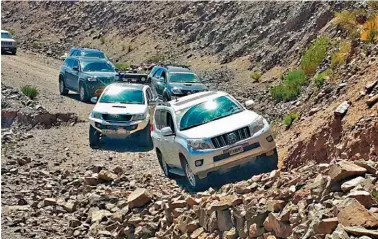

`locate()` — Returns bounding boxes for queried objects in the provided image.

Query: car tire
[157,150,174,178]
[182,157,208,191]
[139,123,151,147]
[79,83,90,102]
[59,78,69,95]
[89,125,101,148]
[254,149,278,174]
[11,49,17,55]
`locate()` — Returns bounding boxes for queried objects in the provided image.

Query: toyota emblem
[227,133,237,144]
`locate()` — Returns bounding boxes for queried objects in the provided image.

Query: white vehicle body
[151,91,278,189]
[1,30,17,55]
[88,83,155,139]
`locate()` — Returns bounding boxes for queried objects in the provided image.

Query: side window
[72,59,79,69]
[154,69,163,78]
[67,59,73,68]
[161,71,167,81]
[166,111,175,133]
[155,109,166,130]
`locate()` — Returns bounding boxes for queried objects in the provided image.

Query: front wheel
[157,150,174,178]
[11,49,17,55]
[182,158,208,191]
[59,78,69,95]
[138,124,151,147]
[79,83,90,102]
[89,125,101,148]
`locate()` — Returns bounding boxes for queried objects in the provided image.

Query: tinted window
[72,59,79,68]
[1,32,12,39]
[169,73,200,83]
[66,59,74,68]
[99,86,144,104]
[83,51,105,58]
[81,61,114,72]
[153,69,163,78]
[179,96,243,130]
[166,112,175,133]
[146,88,153,101]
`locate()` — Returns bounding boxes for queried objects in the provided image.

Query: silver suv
[151,91,278,190]
[1,30,17,55]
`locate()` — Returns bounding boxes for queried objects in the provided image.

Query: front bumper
[89,117,149,139]
[1,46,16,52]
[184,126,277,178]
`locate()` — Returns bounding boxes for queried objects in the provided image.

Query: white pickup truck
[88,83,156,148]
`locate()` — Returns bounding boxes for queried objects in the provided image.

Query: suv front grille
[102,114,132,122]
[1,41,13,46]
[211,126,251,148]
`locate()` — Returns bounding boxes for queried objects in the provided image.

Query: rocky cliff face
[1,1,359,70]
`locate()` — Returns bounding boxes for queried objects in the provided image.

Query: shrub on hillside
[21,86,39,99]
[270,69,308,102]
[361,15,378,43]
[148,54,166,63]
[283,112,299,128]
[250,72,262,82]
[331,40,351,69]
[333,10,363,38]
[100,37,106,45]
[300,36,329,76]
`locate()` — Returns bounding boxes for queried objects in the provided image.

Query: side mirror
[73,66,79,71]
[161,127,174,137]
[244,100,254,110]
[90,97,98,104]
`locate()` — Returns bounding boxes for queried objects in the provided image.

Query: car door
[66,59,80,91]
[153,109,166,159]
[64,59,75,90]
[161,110,180,167]
[151,68,163,98]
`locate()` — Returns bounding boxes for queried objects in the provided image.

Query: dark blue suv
[149,65,208,101]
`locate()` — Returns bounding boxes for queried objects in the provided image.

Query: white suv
[151,91,278,190]
[88,83,156,148]
[1,30,17,55]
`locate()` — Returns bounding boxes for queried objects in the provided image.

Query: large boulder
[263,212,292,238]
[337,198,378,227]
[127,188,153,208]
[328,162,367,184]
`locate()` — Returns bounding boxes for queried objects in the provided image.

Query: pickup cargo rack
[157,63,190,69]
[116,72,150,84]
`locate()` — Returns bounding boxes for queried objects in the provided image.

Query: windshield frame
[99,86,145,104]
[177,95,244,131]
[1,32,12,39]
[81,60,115,72]
[168,72,201,83]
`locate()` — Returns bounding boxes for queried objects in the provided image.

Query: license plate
[229,146,244,155]
[103,128,129,135]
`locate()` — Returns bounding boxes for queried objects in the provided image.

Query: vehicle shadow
[96,136,153,153]
[176,164,269,193]
[65,93,94,104]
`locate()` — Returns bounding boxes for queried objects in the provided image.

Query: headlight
[87,77,97,82]
[187,139,212,150]
[171,87,182,94]
[92,112,102,119]
[141,77,146,82]
[250,116,265,135]
[132,114,145,121]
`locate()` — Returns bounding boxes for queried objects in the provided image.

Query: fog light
[195,159,204,167]
[266,135,274,142]
[95,122,102,128]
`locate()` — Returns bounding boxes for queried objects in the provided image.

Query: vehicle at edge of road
[149,64,208,102]
[61,47,116,68]
[151,91,278,190]
[58,56,118,102]
[1,30,17,55]
[88,83,157,148]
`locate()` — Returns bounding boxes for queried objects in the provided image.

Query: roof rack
[157,62,190,69]
[157,101,171,107]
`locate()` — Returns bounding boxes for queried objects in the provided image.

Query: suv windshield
[100,87,144,104]
[179,96,243,130]
[1,32,12,39]
[82,61,114,72]
[83,51,105,58]
[169,73,201,83]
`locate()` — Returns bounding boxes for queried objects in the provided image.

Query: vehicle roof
[107,83,147,90]
[166,66,192,73]
[1,30,10,33]
[70,47,104,52]
[67,56,109,63]
[160,91,228,111]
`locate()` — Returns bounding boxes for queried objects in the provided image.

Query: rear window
[1,32,12,39]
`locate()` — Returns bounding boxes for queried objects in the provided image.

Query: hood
[1,38,16,43]
[82,72,116,78]
[179,110,259,138]
[93,102,147,115]
[169,82,207,91]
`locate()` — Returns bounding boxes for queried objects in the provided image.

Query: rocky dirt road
[1,51,186,238]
